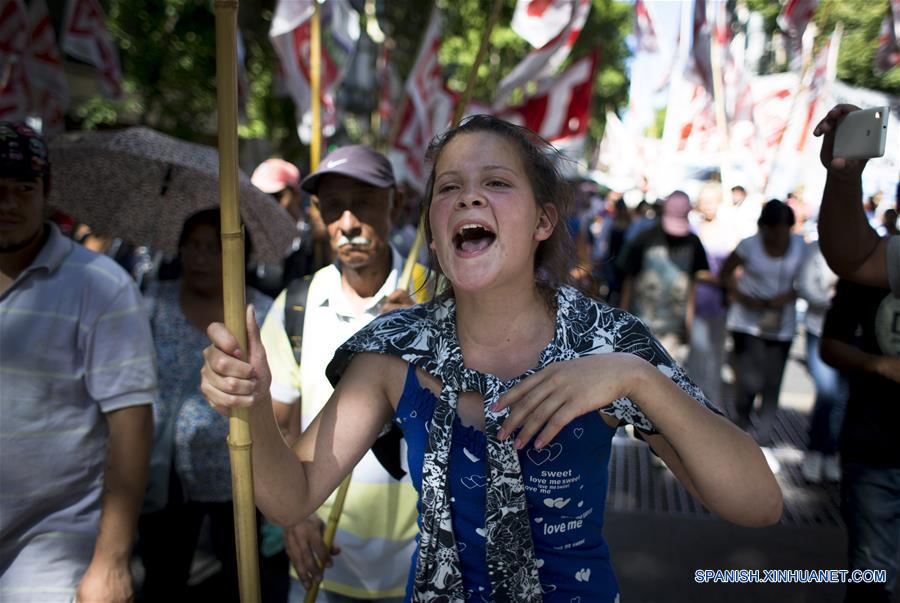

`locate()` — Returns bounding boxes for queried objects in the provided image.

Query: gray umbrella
[47,126,295,264]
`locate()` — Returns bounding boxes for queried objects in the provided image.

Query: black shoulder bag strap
[284,275,313,365]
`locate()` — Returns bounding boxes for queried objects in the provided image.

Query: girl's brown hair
[421,115,576,306]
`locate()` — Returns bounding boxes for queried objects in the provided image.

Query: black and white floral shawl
[326,285,720,602]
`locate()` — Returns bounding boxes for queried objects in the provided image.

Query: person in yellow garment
[259,145,427,602]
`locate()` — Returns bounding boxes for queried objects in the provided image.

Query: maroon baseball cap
[301,145,395,194]
[661,190,692,236]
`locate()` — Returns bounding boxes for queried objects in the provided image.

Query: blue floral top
[396,363,619,602]
[146,280,271,503]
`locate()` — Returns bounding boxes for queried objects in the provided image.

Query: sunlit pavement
[605,331,900,603]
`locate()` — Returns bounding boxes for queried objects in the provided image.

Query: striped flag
[777,0,819,68]
[388,8,449,188]
[875,0,900,74]
[634,0,659,53]
[0,0,30,121]
[493,0,590,107]
[61,0,122,98]
[496,51,597,162]
[777,0,819,38]
[28,0,69,134]
[511,0,574,49]
[796,25,841,151]
[686,0,713,96]
[270,0,360,144]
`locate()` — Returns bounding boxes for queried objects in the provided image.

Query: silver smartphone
[833,106,890,160]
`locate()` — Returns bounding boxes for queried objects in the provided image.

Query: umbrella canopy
[47,127,295,264]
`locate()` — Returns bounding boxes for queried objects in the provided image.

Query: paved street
[604,332,900,603]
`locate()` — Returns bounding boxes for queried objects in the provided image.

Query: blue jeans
[805,334,848,454]
[841,463,900,602]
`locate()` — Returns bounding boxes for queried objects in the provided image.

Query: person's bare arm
[76,405,152,603]
[201,306,398,526]
[814,104,889,288]
[273,398,301,446]
[718,250,743,292]
[820,337,900,383]
[685,280,697,337]
[497,355,782,527]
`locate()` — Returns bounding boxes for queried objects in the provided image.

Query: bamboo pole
[309,1,327,271]
[303,474,352,603]
[398,0,504,290]
[214,2,261,602]
[311,1,322,171]
[303,3,344,601]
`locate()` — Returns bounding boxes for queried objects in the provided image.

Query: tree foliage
[65,0,631,158]
[745,0,899,94]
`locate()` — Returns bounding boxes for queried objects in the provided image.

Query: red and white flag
[777,0,819,38]
[675,83,717,154]
[28,0,69,134]
[0,0,30,121]
[270,0,359,144]
[61,0,122,98]
[796,24,841,151]
[634,0,659,53]
[376,42,401,139]
[511,0,574,49]
[686,0,713,95]
[496,51,597,161]
[494,0,590,107]
[778,0,819,68]
[875,0,900,74]
[389,7,449,188]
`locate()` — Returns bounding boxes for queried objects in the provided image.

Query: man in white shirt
[260,145,426,602]
[0,122,155,602]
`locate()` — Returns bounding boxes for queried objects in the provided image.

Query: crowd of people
[0,102,897,603]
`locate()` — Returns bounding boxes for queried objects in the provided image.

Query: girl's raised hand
[200,304,272,416]
[494,353,645,449]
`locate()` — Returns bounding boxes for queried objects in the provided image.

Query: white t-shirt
[726,233,806,341]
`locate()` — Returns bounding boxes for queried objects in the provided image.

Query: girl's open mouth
[453,223,496,256]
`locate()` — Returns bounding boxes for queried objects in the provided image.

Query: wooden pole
[311,1,322,171]
[709,3,732,206]
[310,0,326,269]
[303,3,339,601]
[303,474,352,603]
[399,0,503,290]
[214,2,261,602]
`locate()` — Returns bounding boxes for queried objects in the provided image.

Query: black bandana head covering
[327,286,720,601]
[0,122,50,193]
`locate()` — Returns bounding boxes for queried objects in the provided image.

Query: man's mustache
[336,235,371,248]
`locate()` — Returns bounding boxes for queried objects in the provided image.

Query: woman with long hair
[200,116,781,602]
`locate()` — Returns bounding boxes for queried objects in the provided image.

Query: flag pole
[309,0,329,269]
[214,2,261,602]
[311,0,322,171]
[303,3,349,602]
[399,0,504,291]
[709,3,732,206]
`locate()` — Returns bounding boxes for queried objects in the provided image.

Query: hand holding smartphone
[832,106,890,160]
